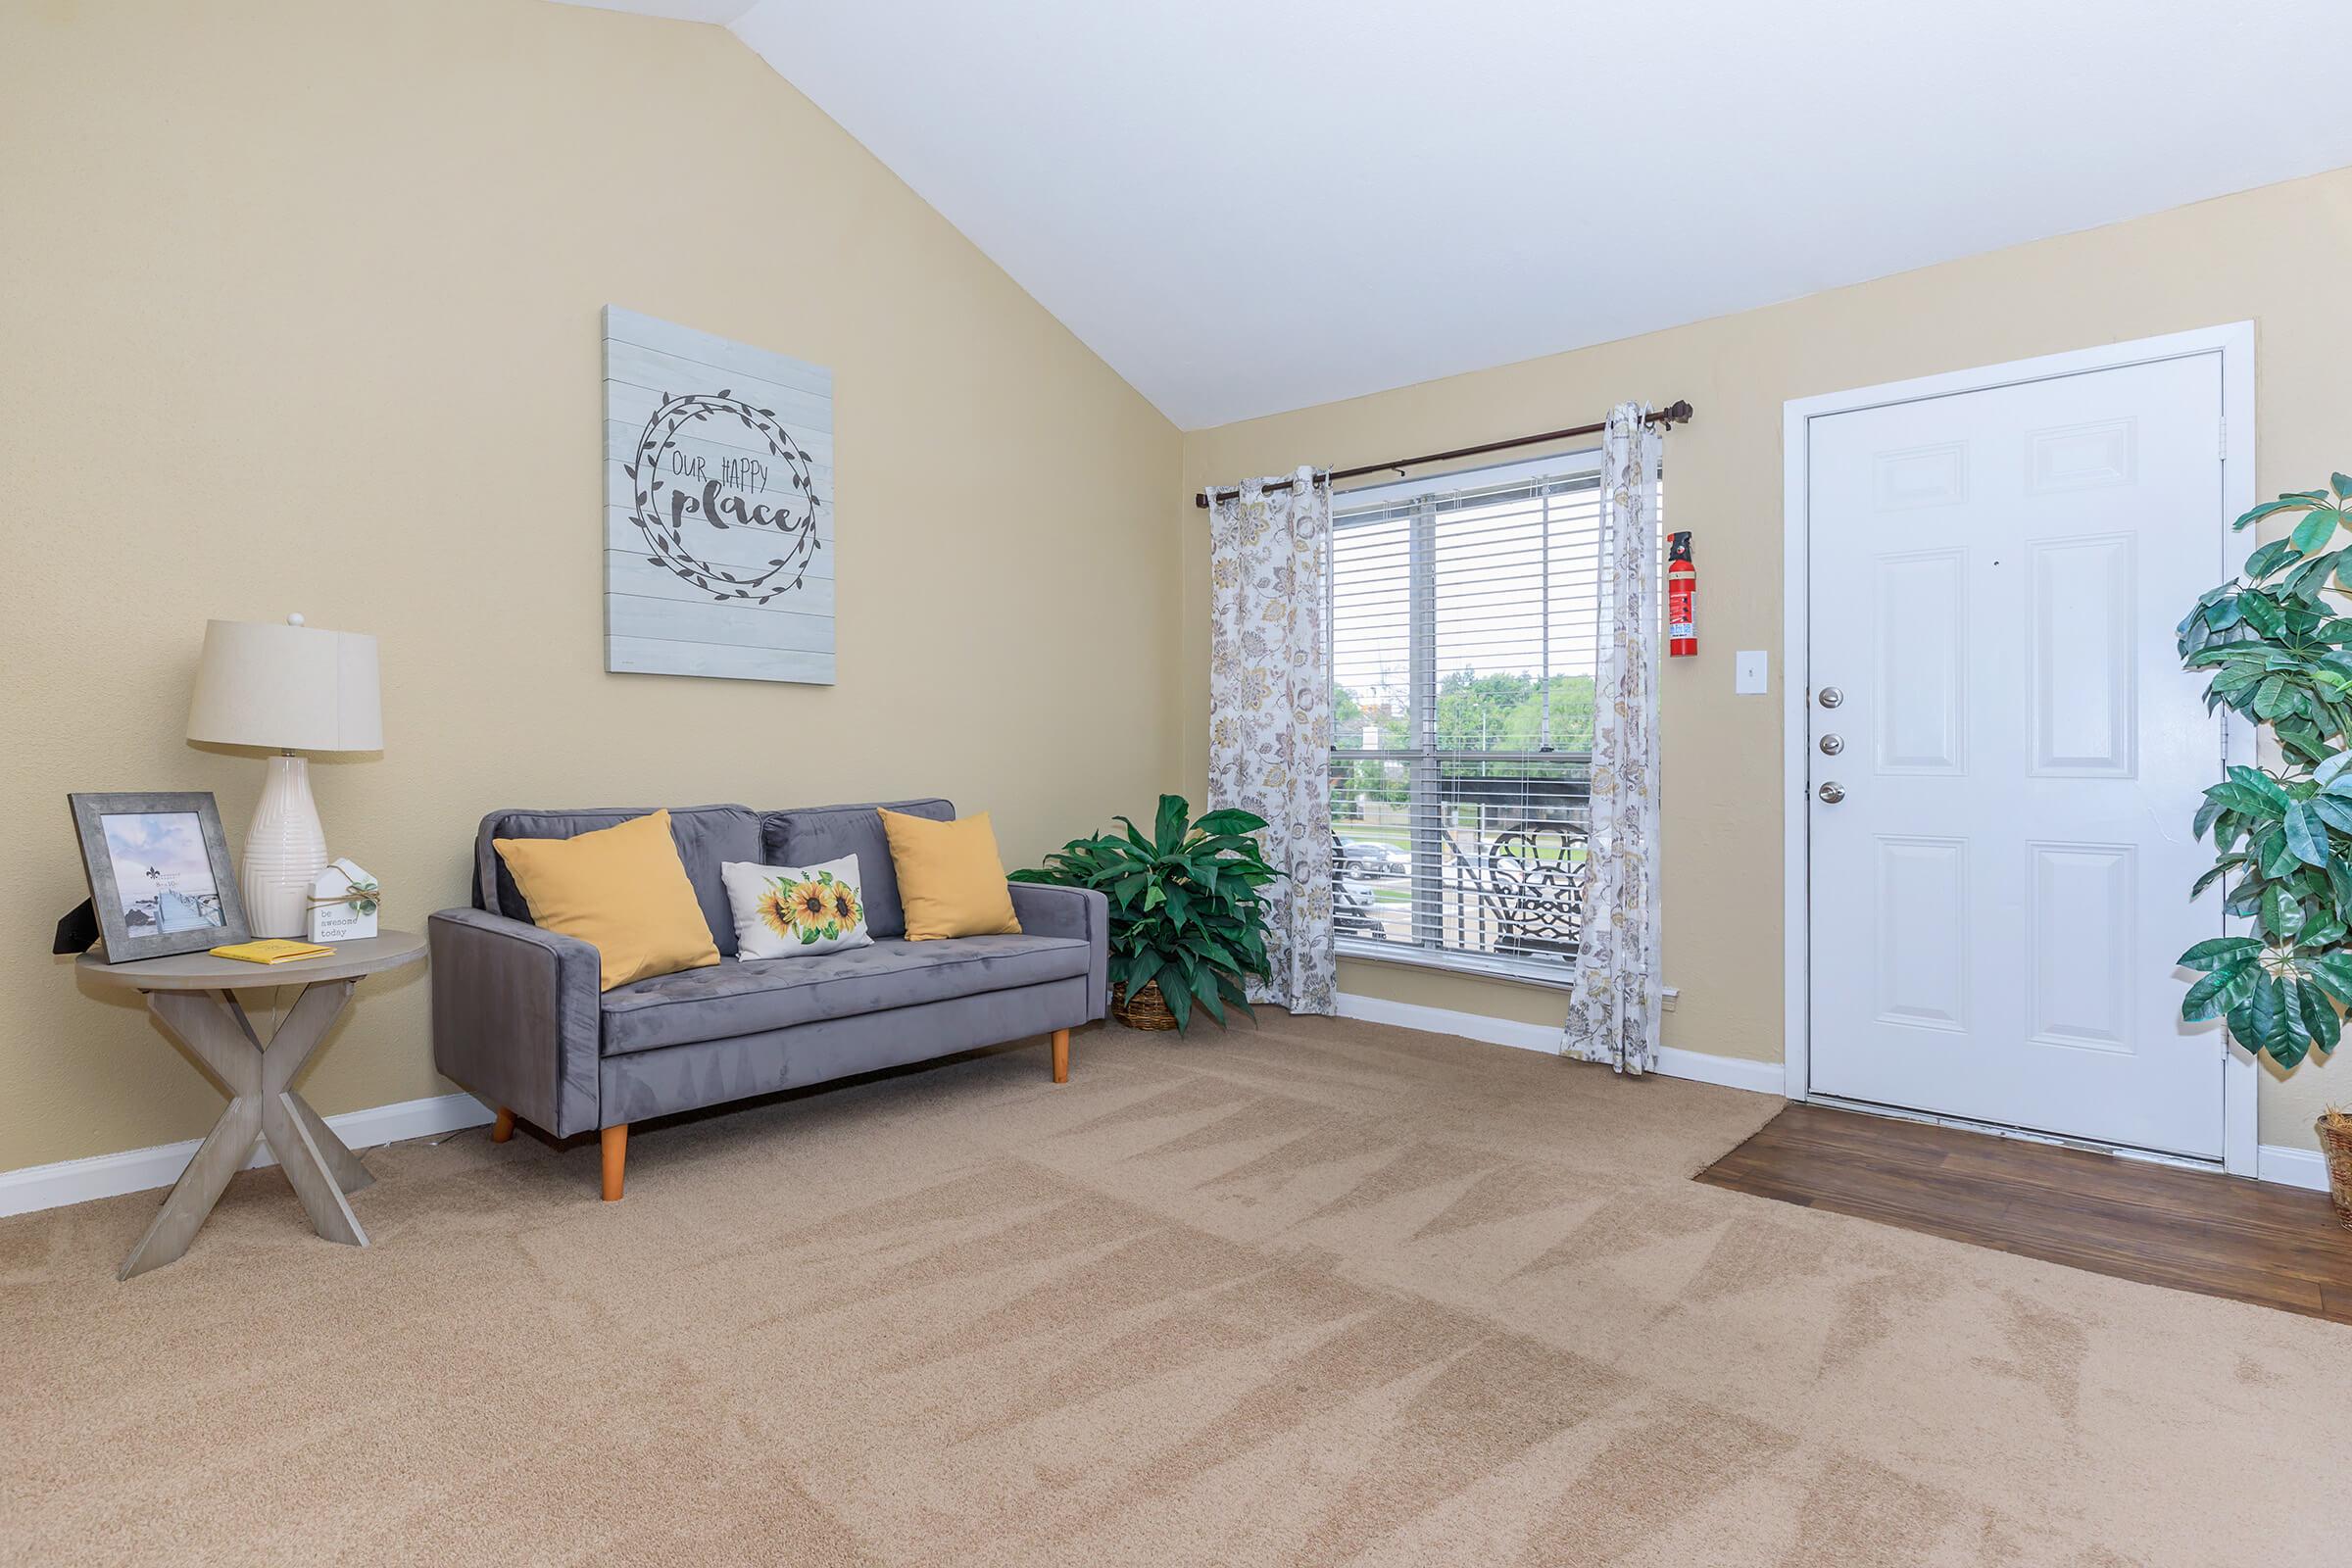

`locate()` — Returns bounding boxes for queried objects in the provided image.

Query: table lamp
[186,614,383,939]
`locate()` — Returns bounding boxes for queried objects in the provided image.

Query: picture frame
[68,792,249,963]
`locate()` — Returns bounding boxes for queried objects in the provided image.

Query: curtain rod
[1194,400,1692,508]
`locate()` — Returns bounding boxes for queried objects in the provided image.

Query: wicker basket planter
[1110,980,1179,1032]
[2320,1112,2352,1233]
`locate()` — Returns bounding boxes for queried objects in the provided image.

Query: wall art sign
[603,306,835,683]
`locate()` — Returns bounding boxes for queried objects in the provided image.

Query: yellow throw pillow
[878,808,1023,941]
[492,808,721,991]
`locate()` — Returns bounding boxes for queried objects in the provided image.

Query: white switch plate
[1734,651,1769,695]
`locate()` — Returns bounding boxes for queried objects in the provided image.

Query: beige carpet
[4,1015,2347,1566]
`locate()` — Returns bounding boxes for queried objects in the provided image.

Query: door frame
[1780,322,2259,1175]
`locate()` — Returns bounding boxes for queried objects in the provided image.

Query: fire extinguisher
[1666,531,1696,658]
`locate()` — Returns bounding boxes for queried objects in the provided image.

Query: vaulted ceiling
[562,1,2352,428]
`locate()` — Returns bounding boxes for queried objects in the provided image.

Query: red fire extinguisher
[1666,531,1696,658]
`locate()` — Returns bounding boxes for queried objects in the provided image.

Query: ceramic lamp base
[241,753,328,939]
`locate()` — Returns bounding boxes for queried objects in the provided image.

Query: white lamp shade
[186,618,383,753]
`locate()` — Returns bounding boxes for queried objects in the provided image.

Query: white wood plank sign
[603,306,835,683]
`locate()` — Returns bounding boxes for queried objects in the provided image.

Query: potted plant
[2176,474,2352,1227]
[1012,794,1278,1032]
[2325,1107,2352,1230]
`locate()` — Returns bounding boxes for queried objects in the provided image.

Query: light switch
[1734,651,1769,695]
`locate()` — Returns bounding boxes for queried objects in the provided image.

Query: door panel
[1872,836,1968,1031]
[2026,841,2135,1053]
[2028,533,2134,776]
[1874,550,1968,773]
[1807,354,2226,1158]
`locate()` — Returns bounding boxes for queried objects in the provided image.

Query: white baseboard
[0,1092,494,1220]
[2257,1143,2331,1193]
[1651,1045,1788,1098]
[1337,992,1559,1054]
[1335,992,1785,1098]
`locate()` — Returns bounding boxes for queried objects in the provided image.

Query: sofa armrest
[428,907,604,1138]
[1008,882,1108,1021]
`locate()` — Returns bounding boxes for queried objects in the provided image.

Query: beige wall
[7,1,2345,1181]
[0,0,1183,1174]
[1181,166,2352,1151]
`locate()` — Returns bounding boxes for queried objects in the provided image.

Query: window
[1327,451,1657,984]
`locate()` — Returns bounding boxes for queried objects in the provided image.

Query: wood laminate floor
[1696,1102,2352,1324]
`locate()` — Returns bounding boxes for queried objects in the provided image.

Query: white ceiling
[563,1,2352,429]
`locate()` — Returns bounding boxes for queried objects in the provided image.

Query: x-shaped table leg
[120,980,370,1280]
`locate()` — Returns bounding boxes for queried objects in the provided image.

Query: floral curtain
[1206,467,1337,1015]
[1562,406,1664,1073]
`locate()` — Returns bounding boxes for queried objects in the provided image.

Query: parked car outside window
[1340,839,1408,878]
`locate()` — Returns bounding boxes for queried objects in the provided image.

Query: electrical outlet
[1734,651,1768,695]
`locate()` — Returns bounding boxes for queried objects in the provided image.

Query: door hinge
[2219,417,2228,462]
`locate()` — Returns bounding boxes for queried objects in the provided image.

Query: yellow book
[210,939,336,965]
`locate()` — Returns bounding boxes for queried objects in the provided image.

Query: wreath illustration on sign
[622,390,823,605]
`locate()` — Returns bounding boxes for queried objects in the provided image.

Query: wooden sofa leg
[491,1107,515,1144]
[1052,1028,1069,1085]
[601,1124,628,1201]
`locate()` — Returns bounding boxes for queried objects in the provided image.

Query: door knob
[1819,734,1844,756]
[1818,686,1844,709]
[1817,781,1846,805]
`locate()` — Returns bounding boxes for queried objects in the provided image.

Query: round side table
[75,931,427,1279]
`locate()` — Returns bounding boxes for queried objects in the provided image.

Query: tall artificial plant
[2178,474,2352,1068]
[1012,795,1278,1032]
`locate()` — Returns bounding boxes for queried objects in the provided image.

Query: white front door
[1805,353,2228,1159]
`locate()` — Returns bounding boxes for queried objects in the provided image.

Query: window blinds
[1327,454,1653,977]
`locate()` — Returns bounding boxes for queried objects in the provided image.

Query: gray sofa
[427,799,1107,1199]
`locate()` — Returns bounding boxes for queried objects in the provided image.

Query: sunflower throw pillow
[720,856,874,959]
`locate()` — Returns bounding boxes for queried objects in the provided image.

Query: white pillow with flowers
[720,856,873,959]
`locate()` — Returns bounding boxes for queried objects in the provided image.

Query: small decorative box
[308,858,380,943]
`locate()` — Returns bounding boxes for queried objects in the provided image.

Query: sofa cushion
[599,933,1091,1054]
[492,809,722,991]
[720,855,873,958]
[474,806,760,957]
[761,798,953,940]
[878,808,1022,940]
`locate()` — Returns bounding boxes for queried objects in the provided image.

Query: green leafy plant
[1012,794,1279,1032]
[2177,474,2352,1067]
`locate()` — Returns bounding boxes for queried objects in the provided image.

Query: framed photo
[68,792,249,962]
